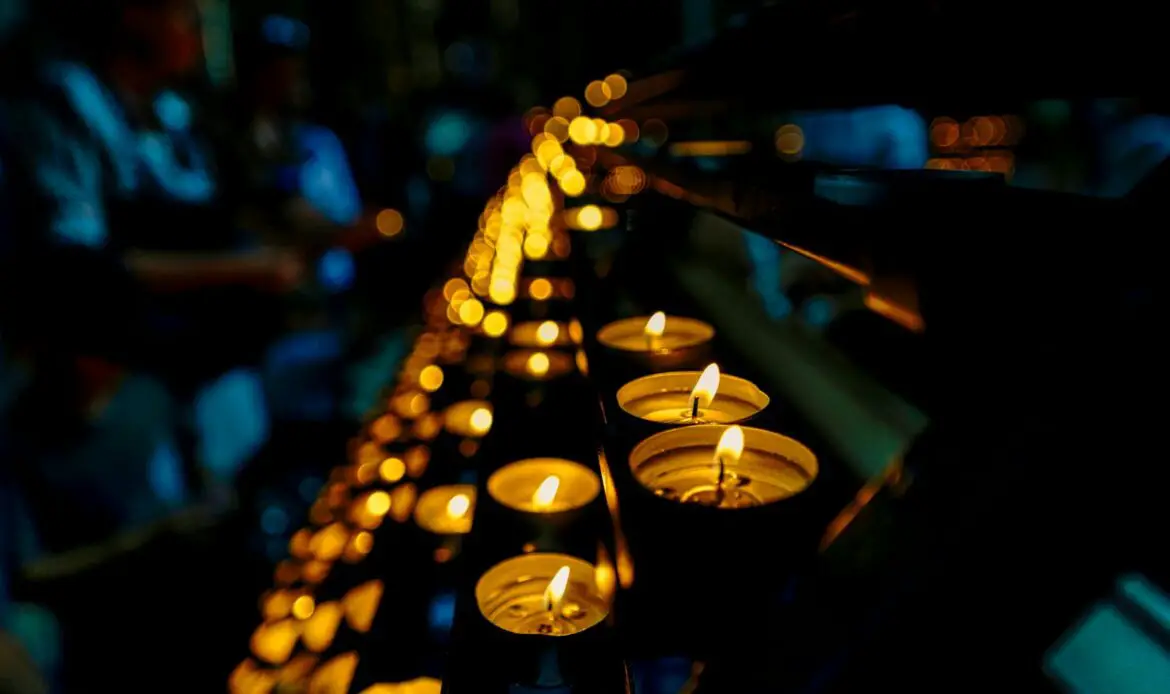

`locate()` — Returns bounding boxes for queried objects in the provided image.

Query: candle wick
[690,396,700,420]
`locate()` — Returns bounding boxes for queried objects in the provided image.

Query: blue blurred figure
[230,15,396,421]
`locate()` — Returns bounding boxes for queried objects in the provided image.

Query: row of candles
[234,74,821,691]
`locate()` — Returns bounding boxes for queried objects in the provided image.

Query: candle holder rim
[474,552,606,636]
[628,424,819,505]
[596,315,715,352]
[413,484,477,534]
[615,370,771,418]
[486,458,602,513]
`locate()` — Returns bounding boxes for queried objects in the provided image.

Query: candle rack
[226,13,1170,690]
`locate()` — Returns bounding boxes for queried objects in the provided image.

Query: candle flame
[716,425,745,464]
[690,363,720,410]
[532,475,560,508]
[543,565,571,613]
[644,311,666,338]
[535,321,560,346]
[526,352,551,376]
[446,493,471,519]
[469,408,493,435]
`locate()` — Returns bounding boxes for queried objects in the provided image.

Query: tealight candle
[502,349,574,381]
[617,363,769,425]
[510,320,575,348]
[475,553,608,636]
[414,485,476,534]
[629,425,817,508]
[444,400,494,438]
[596,312,714,370]
[487,458,601,514]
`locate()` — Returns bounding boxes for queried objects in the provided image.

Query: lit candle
[510,320,574,348]
[616,364,769,425]
[644,311,666,351]
[596,313,714,370]
[444,400,494,438]
[628,424,818,508]
[475,553,609,636]
[413,485,476,534]
[487,458,601,514]
[502,349,574,381]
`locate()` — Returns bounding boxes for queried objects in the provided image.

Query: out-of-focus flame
[469,408,493,435]
[446,494,470,519]
[543,566,571,613]
[716,426,745,464]
[526,352,550,377]
[535,320,560,346]
[532,476,560,509]
[644,311,666,338]
[690,363,720,410]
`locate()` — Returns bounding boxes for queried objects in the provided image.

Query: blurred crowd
[0,0,529,690]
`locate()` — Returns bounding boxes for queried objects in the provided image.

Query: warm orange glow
[552,96,582,120]
[302,601,343,652]
[528,278,553,300]
[669,140,752,157]
[535,320,560,346]
[250,619,298,665]
[544,116,570,143]
[458,298,485,326]
[310,523,349,561]
[594,544,617,605]
[482,311,509,337]
[526,352,551,377]
[596,449,634,588]
[262,590,295,621]
[543,566,572,613]
[568,116,598,145]
[523,233,550,260]
[715,426,745,464]
[229,658,277,694]
[864,291,925,333]
[418,365,444,392]
[376,209,404,237]
[343,580,384,633]
[446,493,471,519]
[690,363,720,410]
[559,169,586,196]
[289,528,312,559]
[369,414,402,443]
[308,652,358,694]
[576,205,603,230]
[603,122,625,147]
[532,475,561,509]
[292,595,316,620]
[584,80,612,107]
[379,456,405,483]
[469,407,493,435]
[358,678,442,694]
[366,491,391,516]
[644,311,666,339]
[603,74,628,99]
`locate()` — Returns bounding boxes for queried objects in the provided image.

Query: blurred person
[0,2,291,686]
[228,14,411,422]
[0,0,301,489]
